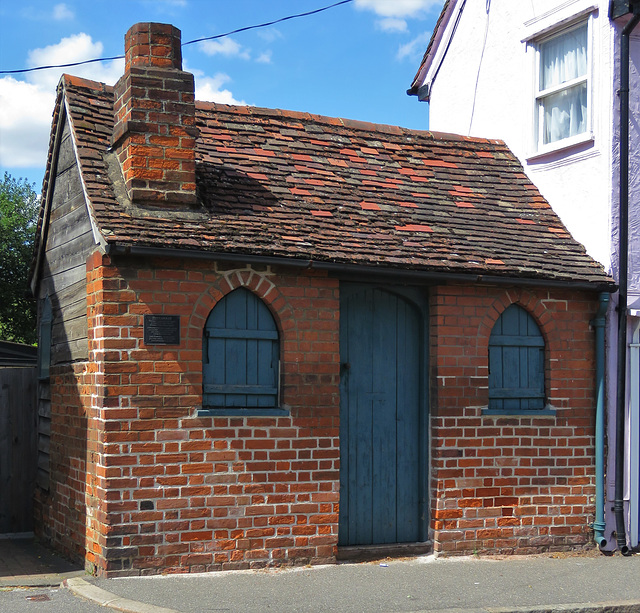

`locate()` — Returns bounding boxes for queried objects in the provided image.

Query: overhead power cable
[0,0,354,75]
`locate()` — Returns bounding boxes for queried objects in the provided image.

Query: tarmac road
[0,585,109,613]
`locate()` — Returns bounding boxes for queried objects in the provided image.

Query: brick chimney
[112,23,197,207]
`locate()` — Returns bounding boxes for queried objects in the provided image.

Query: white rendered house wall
[425,0,613,269]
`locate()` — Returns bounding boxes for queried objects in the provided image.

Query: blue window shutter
[203,288,279,409]
[489,305,544,411]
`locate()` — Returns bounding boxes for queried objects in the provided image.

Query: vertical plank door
[339,286,426,546]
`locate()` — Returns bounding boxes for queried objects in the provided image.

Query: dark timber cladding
[35,110,96,496]
[0,367,38,533]
[38,116,93,364]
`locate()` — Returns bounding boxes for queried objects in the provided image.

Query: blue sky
[0,0,441,192]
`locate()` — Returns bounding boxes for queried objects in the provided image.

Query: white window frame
[531,16,593,156]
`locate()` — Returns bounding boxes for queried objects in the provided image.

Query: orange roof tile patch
[252,148,275,157]
[450,185,474,194]
[517,218,536,224]
[395,224,433,233]
[310,210,333,217]
[360,201,381,211]
[290,187,312,196]
[455,201,475,208]
[424,159,457,168]
[328,158,348,167]
[398,202,418,208]
[361,147,379,155]
[485,258,505,265]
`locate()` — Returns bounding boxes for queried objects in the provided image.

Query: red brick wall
[33,362,99,571]
[429,285,598,555]
[85,251,340,576]
[40,253,600,574]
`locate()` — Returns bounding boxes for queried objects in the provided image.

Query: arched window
[488,304,545,412]
[202,288,280,411]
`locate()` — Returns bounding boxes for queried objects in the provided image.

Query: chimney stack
[112,23,197,207]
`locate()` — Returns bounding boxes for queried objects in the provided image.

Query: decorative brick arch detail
[477,289,559,355]
[186,268,294,343]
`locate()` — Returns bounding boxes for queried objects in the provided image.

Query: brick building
[31,22,614,576]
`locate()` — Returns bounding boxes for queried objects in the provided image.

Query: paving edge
[64,577,181,613]
[399,603,640,613]
[62,577,640,613]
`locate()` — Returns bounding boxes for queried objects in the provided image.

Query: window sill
[482,407,557,417]
[526,132,594,163]
[198,407,290,418]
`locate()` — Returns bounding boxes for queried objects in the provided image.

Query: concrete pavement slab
[0,534,85,587]
[79,552,640,613]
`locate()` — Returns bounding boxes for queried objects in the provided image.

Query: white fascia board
[415,0,462,101]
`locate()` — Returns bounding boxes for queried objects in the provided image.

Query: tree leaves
[0,172,39,344]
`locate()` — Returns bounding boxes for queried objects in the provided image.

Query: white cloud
[378,18,408,32]
[257,28,283,43]
[256,51,272,64]
[195,73,247,106]
[354,0,441,18]
[198,38,251,60]
[0,77,54,167]
[0,34,123,168]
[52,3,74,20]
[396,31,431,61]
[26,33,123,90]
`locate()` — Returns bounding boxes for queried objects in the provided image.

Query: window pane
[540,25,587,90]
[542,82,587,144]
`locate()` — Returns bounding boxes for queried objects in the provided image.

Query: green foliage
[0,172,40,344]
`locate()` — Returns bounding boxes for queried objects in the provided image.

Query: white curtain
[539,25,588,144]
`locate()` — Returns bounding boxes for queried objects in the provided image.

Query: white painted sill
[526,132,595,163]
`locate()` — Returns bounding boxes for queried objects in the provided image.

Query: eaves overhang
[104,242,617,293]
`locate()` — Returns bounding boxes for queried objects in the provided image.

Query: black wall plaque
[143,314,181,345]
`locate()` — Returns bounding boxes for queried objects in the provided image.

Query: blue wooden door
[339,285,427,546]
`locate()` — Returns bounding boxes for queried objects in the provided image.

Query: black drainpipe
[614,8,640,555]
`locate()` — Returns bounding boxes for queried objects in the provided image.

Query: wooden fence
[0,367,37,533]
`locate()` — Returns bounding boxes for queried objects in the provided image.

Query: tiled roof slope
[52,74,612,287]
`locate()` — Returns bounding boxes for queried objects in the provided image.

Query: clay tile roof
[50,74,613,288]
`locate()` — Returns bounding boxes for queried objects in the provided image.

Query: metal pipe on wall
[614,10,640,555]
[592,292,609,547]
